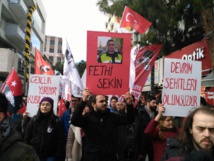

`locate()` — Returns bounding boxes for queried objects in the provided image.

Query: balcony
[23,0,36,7]
[4,23,25,49]
[8,0,28,26]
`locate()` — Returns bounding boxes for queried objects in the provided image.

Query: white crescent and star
[126,13,137,23]
[11,80,17,87]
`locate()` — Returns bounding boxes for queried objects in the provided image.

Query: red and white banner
[131,44,162,100]
[165,39,212,76]
[34,48,54,75]
[120,6,152,35]
[86,31,132,95]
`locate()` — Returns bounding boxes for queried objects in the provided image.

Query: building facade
[44,35,63,66]
[0,0,46,86]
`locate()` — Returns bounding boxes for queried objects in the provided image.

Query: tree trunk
[201,8,214,74]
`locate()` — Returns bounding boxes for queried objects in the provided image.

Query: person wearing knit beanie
[24,96,65,161]
[39,97,54,114]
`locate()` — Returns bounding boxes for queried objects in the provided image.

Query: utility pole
[23,5,37,94]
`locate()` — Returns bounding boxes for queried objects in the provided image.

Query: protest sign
[27,74,60,117]
[162,58,201,117]
[86,31,131,95]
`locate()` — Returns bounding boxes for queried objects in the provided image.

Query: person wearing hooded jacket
[24,97,64,161]
[0,92,40,161]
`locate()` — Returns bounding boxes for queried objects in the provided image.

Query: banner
[27,74,60,117]
[120,6,152,35]
[34,48,54,75]
[63,39,84,98]
[162,58,201,117]
[86,31,132,95]
[1,68,23,115]
[58,98,67,117]
[165,39,212,77]
[132,44,162,100]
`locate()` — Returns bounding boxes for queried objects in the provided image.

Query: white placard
[162,58,201,117]
[27,74,60,117]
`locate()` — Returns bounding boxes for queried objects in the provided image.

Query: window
[49,56,53,63]
[33,10,43,30]
[17,58,25,75]
[50,40,55,45]
[49,48,54,53]
[9,0,19,4]
[58,41,62,46]
[31,31,41,50]
[58,49,62,54]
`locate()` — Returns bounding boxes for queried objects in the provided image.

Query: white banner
[27,74,60,117]
[162,58,201,117]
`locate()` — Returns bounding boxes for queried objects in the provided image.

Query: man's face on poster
[107,41,115,54]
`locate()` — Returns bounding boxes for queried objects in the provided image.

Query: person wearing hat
[24,97,65,161]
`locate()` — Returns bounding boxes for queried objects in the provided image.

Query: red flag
[132,44,162,101]
[19,103,26,114]
[58,98,67,117]
[34,48,54,75]
[1,68,23,115]
[120,6,152,35]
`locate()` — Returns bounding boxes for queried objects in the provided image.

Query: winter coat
[135,105,157,156]
[71,100,134,161]
[24,114,64,160]
[161,137,182,161]
[144,119,179,161]
[66,124,82,161]
[0,118,39,161]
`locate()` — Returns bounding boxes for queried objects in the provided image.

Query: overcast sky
[42,0,107,63]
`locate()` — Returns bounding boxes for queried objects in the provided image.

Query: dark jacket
[162,137,214,161]
[71,100,134,161]
[0,118,39,161]
[135,105,157,156]
[24,114,64,160]
[161,137,182,161]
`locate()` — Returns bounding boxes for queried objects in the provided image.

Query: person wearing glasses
[97,39,122,64]
[61,95,81,141]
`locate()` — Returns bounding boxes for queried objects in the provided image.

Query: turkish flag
[132,44,162,101]
[57,98,67,117]
[1,68,23,115]
[120,6,152,35]
[34,48,54,75]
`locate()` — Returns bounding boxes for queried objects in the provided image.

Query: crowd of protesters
[0,89,214,161]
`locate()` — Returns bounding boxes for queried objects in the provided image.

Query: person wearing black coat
[135,95,158,161]
[71,89,134,161]
[24,97,65,161]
